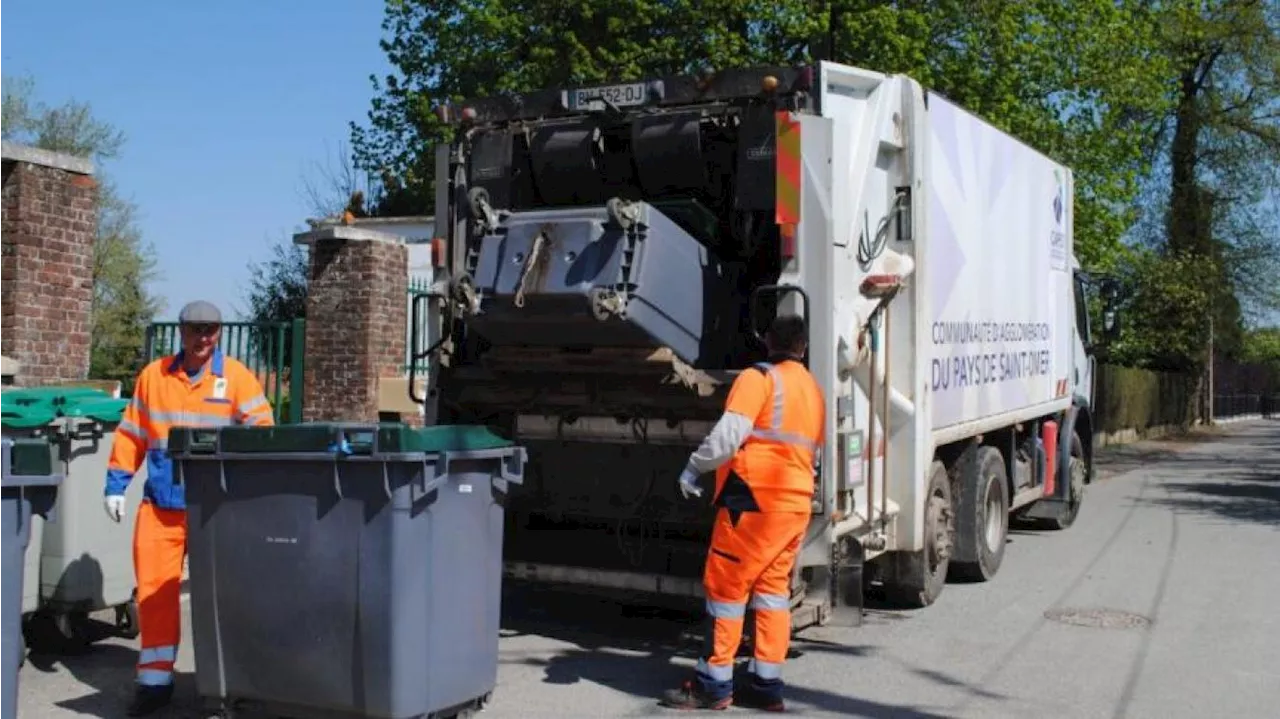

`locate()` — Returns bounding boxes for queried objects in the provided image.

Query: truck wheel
[949,446,1009,582]
[882,461,952,608]
[1044,432,1086,531]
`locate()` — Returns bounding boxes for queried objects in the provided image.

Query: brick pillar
[1,142,97,387]
[294,226,418,424]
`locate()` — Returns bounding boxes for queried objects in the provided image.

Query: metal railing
[1213,394,1280,421]
[145,320,305,424]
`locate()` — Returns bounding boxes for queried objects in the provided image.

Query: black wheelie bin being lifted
[168,423,527,719]
[2,434,63,719]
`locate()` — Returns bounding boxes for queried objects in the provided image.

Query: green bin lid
[0,404,59,430]
[63,397,129,424]
[2,386,111,408]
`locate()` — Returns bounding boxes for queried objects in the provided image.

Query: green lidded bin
[2,434,63,719]
[0,386,142,652]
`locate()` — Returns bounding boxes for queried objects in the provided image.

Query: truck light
[431,237,447,268]
[859,274,902,298]
[761,75,780,93]
[779,224,797,259]
[460,106,477,122]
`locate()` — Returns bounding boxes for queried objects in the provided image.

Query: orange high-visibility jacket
[104,349,274,510]
[714,359,825,513]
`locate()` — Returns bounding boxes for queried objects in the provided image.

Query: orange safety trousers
[133,501,187,687]
[698,507,809,695]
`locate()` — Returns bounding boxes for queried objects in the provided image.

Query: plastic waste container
[2,434,63,719]
[170,423,527,719]
[1,387,143,652]
[0,400,57,620]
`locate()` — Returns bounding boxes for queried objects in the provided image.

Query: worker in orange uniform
[661,314,825,712]
[102,301,275,716]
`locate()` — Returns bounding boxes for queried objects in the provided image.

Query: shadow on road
[1130,421,1280,526]
[499,585,970,717]
[22,616,197,719]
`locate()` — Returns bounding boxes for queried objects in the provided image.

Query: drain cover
[1044,607,1151,630]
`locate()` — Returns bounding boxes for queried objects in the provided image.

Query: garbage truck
[410,60,1115,627]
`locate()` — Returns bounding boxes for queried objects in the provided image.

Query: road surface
[15,420,1279,718]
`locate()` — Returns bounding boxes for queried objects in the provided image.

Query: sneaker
[126,684,174,717]
[659,679,733,710]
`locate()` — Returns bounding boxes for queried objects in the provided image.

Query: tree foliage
[345,0,1277,373]
[1124,0,1280,366]
[350,0,1171,265]
[2,75,162,389]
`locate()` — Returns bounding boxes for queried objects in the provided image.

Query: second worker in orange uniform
[102,300,275,716]
[661,313,826,712]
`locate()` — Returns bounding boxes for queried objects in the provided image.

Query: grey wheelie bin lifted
[169,423,527,719]
[3,434,64,719]
[0,387,140,653]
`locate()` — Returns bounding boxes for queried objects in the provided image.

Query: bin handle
[419,447,528,495]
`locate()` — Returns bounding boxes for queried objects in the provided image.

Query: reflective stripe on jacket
[105,349,274,510]
[714,359,825,513]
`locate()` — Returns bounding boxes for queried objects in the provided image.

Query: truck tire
[1043,431,1086,531]
[881,460,952,609]
[949,446,1009,582]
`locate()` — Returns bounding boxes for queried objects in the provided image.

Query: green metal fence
[145,319,306,424]
[406,276,435,375]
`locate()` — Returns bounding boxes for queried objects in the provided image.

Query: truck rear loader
[412,60,1106,627]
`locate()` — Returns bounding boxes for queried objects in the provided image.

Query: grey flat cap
[178,300,222,324]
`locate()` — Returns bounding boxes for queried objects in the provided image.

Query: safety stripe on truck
[775,111,801,239]
[1055,379,1069,397]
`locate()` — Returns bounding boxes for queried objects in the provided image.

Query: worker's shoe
[735,673,786,712]
[126,684,174,717]
[658,679,732,710]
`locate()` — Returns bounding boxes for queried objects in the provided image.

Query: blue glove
[678,466,703,499]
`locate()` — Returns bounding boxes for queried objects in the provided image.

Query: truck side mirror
[1102,309,1120,340]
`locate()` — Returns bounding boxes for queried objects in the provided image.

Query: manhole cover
[1044,607,1151,630]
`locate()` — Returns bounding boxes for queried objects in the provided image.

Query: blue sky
[3,1,394,320]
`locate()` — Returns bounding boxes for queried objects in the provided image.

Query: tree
[1115,0,1278,368]
[2,75,163,390]
[350,0,1173,268]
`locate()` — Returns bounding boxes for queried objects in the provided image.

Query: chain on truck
[408,61,1119,629]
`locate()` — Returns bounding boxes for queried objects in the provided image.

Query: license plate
[564,82,649,110]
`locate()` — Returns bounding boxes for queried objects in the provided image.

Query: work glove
[678,467,704,500]
[104,495,126,523]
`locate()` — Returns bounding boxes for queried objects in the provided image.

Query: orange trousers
[132,501,187,687]
[698,507,808,697]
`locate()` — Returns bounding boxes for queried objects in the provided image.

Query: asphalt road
[15,420,1279,718]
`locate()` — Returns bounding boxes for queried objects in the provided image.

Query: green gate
[145,319,306,424]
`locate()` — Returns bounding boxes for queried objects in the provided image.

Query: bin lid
[0,401,59,430]
[171,423,516,455]
[2,386,111,409]
[62,397,129,424]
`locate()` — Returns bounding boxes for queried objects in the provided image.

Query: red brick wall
[299,229,410,423]
[1,152,97,387]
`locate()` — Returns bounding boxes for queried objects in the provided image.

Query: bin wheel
[115,597,140,639]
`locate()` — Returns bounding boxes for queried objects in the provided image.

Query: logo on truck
[1050,169,1068,271]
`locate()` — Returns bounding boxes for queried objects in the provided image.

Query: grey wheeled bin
[170,423,527,719]
[1,388,141,652]
[0,399,58,622]
[2,434,64,719]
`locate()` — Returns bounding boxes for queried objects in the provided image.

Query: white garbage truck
[412,60,1114,626]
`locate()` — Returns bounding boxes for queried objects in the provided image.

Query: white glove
[678,467,704,500]
[104,495,126,523]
